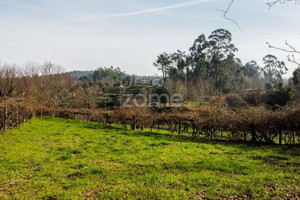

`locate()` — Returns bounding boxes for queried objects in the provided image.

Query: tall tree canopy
[153,53,172,86]
[262,54,287,89]
[154,29,257,96]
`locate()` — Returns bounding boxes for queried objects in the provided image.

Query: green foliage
[123,75,134,86]
[153,53,172,86]
[189,34,210,81]
[266,83,295,109]
[68,70,93,80]
[207,29,238,93]
[244,60,261,78]
[1,118,300,199]
[151,86,170,104]
[93,67,119,81]
[78,66,127,88]
[155,29,255,95]
[292,67,300,85]
[262,54,287,89]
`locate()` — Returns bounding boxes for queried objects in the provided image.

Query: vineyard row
[1,98,300,145]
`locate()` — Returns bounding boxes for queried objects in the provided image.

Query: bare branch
[217,0,242,30]
[267,42,300,66]
[266,0,284,9]
[285,41,300,54]
[266,0,300,9]
[266,42,300,54]
[287,55,300,66]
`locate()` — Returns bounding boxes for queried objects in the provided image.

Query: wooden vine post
[178,119,181,135]
[279,130,282,145]
[251,122,256,143]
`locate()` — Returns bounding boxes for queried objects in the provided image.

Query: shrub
[242,90,267,106]
[225,94,247,108]
[266,84,295,109]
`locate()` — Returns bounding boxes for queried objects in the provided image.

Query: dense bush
[225,94,247,108]
[266,84,295,109]
[242,90,267,106]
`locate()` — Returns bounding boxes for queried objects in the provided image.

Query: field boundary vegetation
[1,28,300,146]
[1,97,300,145]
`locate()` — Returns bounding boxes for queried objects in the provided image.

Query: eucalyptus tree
[262,54,288,89]
[292,67,300,85]
[170,50,188,82]
[244,60,261,78]
[153,52,172,86]
[207,29,238,93]
[188,34,209,82]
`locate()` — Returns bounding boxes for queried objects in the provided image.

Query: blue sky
[0,0,299,76]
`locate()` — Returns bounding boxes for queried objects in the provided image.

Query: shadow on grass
[112,128,300,158]
[42,117,300,157]
[125,159,254,176]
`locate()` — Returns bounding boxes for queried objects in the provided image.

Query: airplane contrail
[77,0,216,22]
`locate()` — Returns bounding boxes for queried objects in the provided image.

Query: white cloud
[76,0,217,22]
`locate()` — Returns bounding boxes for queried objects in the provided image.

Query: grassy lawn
[0,118,300,199]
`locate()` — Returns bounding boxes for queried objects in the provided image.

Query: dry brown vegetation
[0,62,299,145]
[1,97,300,145]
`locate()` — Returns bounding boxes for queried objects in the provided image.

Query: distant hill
[68,70,94,80]
[68,69,161,82]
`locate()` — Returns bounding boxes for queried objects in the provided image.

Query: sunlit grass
[0,117,299,199]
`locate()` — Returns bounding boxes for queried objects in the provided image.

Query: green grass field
[0,118,299,199]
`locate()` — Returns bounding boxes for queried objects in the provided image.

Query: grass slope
[0,118,299,199]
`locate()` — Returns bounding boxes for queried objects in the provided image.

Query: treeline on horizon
[154,29,297,97]
[1,28,300,144]
[0,61,155,108]
[1,28,300,109]
[153,28,300,109]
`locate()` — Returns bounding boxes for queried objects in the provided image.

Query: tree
[154,29,249,96]
[266,82,295,110]
[292,67,300,85]
[0,64,19,97]
[263,2,300,70]
[228,58,246,92]
[189,34,209,81]
[92,67,119,87]
[189,34,208,61]
[262,54,287,89]
[113,67,126,81]
[123,76,133,86]
[207,29,238,93]
[220,0,300,70]
[153,53,172,86]
[167,66,180,81]
[244,60,261,78]
[152,86,170,106]
[170,50,187,82]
